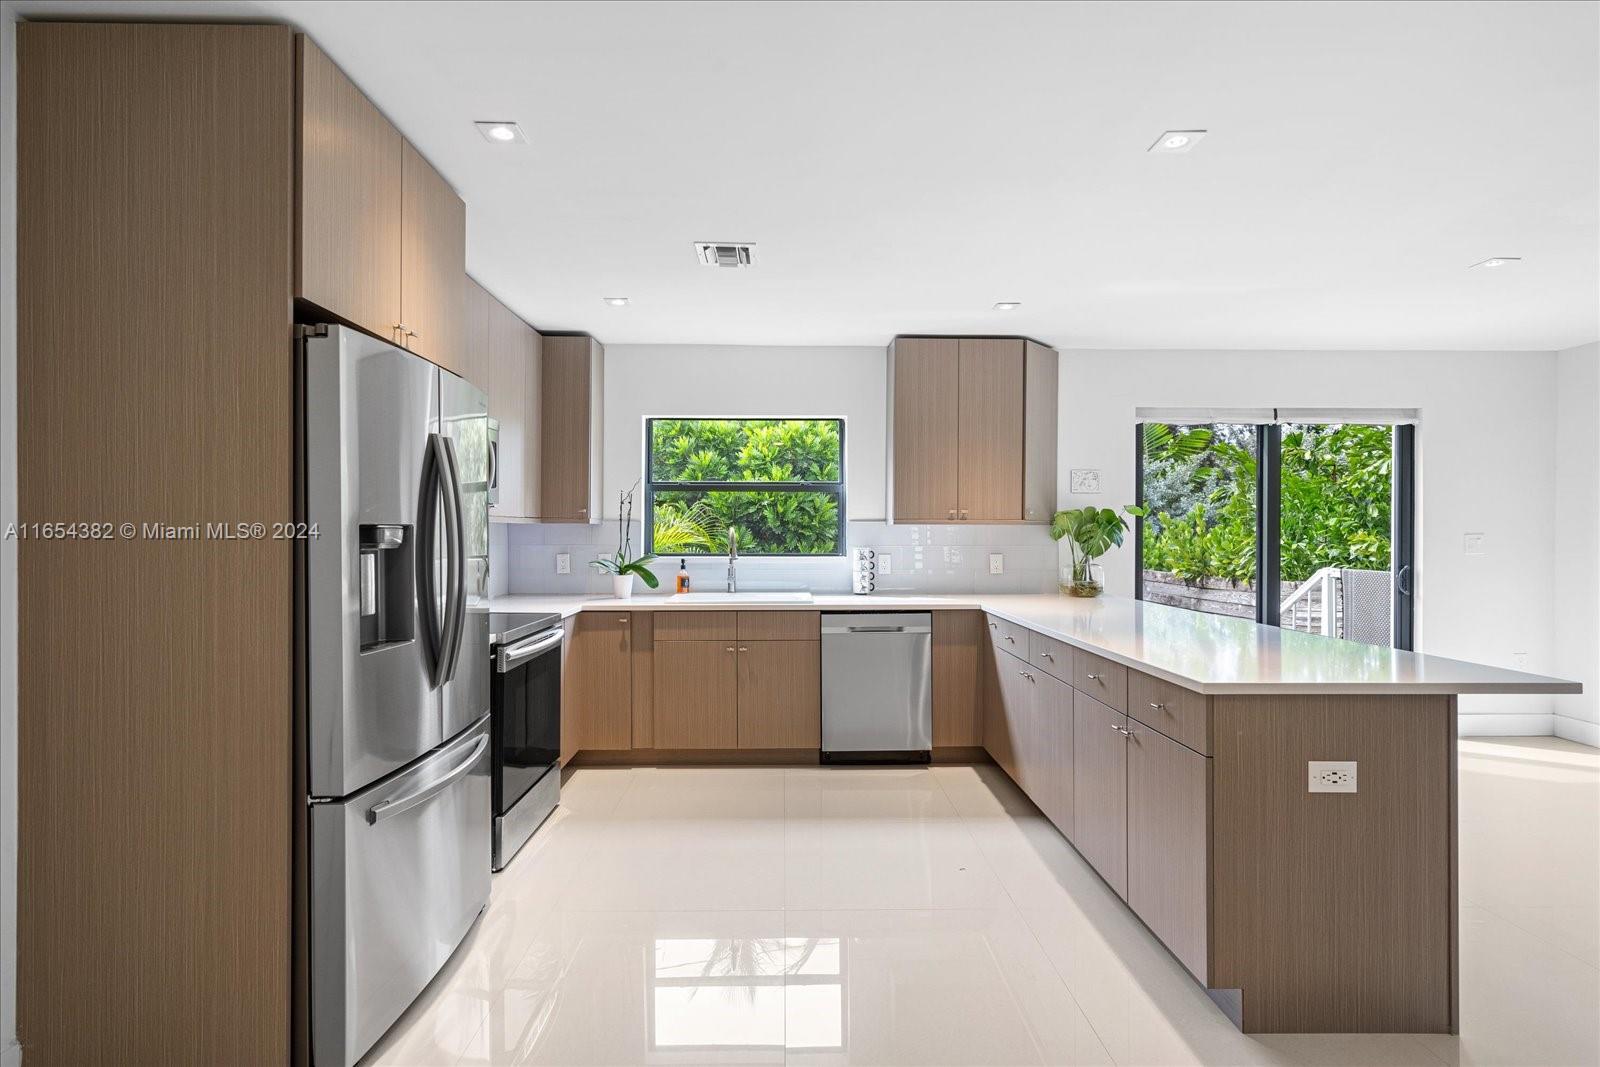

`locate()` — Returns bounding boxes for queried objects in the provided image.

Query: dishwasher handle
[822,612,932,635]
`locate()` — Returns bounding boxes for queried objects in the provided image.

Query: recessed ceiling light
[993,301,1022,311]
[1470,257,1522,269]
[1149,129,1207,153]
[602,296,630,307]
[474,121,526,144]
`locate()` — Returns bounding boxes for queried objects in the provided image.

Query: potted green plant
[591,483,659,599]
[1051,505,1146,597]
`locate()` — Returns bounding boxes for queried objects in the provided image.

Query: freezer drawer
[821,613,933,757]
[311,716,491,1067]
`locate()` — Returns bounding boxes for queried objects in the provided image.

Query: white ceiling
[15,0,1600,349]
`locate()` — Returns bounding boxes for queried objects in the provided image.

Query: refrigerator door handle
[439,435,467,683]
[366,732,488,824]
[416,435,447,687]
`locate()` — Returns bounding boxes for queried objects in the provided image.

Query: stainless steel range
[488,611,565,870]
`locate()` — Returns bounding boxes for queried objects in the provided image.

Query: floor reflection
[649,937,845,1053]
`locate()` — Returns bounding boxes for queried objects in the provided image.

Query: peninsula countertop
[484,591,1580,697]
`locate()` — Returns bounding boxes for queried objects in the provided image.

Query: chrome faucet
[726,526,739,593]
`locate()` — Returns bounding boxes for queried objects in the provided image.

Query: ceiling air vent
[695,242,756,268]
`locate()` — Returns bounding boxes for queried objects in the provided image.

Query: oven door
[491,626,563,817]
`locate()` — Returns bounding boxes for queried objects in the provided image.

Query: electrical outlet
[1513,651,1529,668]
[1308,761,1358,793]
[989,553,1004,575]
[879,553,892,575]
[556,553,571,575]
[1463,532,1486,556]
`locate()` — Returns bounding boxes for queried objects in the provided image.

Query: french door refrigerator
[299,325,491,1067]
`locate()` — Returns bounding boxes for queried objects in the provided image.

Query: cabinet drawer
[1028,630,1075,683]
[653,611,737,641]
[1074,650,1128,712]
[738,610,820,641]
[985,614,1030,661]
[1128,670,1210,755]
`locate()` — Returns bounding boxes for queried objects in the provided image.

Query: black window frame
[1134,418,1415,650]
[644,417,848,558]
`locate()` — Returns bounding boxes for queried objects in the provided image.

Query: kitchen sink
[666,592,815,604]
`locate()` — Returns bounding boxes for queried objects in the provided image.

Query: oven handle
[497,627,564,673]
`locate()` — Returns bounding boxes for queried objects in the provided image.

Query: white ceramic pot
[612,574,634,600]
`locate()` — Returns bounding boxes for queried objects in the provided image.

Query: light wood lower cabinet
[1128,720,1210,982]
[737,641,822,748]
[984,646,1024,784]
[566,612,633,751]
[1073,689,1130,900]
[932,610,984,747]
[654,639,739,749]
[1031,669,1075,838]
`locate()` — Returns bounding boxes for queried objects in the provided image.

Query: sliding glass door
[1136,418,1415,648]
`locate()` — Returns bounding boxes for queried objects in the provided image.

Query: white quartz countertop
[485,592,1580,697]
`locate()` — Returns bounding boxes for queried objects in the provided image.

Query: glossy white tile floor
[363,737,1600,1067]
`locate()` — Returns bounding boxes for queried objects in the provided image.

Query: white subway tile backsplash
[494,519,1063,596]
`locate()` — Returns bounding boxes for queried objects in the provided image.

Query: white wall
[1,6,18,1063]
[499,343,1061,597]
[600,344,889,520]
[1057,349,1563,733]
[1554,342,1600,745]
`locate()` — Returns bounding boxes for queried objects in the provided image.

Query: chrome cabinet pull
[1040,651,1054,661]
[725,646,736,652]
[1018,670,1035,682]
[1085,672,1099,681]
[1004,635,1015,643]
[1148,701,1166,710]
[738,646,749,652]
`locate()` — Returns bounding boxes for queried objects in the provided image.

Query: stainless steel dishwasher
[821,612,933,763]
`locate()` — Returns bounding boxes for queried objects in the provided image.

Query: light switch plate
[989,553,1004,575]
[556,552,571,575]
[1308,760,1357,793]
[1463,532,1486,555]
[879,553,892,575]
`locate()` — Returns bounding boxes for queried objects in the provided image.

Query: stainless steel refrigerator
[299,325,491,1067]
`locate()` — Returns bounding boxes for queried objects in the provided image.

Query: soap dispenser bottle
[676,559,691,594]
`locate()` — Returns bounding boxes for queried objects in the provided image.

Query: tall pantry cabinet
[17,21,471,1065]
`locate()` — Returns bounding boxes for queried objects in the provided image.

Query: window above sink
[646,418,845,557]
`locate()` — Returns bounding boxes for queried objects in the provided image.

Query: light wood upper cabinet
[737,641,822,749]
[889,336,1052,523]
[567,612,633,751]
[957,338,1025,521]
[297,35,466,375]
[890,337,960,521]
[541,335,604,523]
[400,141,466,374]
[1074,689,1130,899]
[654,639,739,749]
[461,275,491,395]
[1022,340,1059,523]
[296,36,402,342]
[486,291,541,520]
[1128,721,1210,982]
